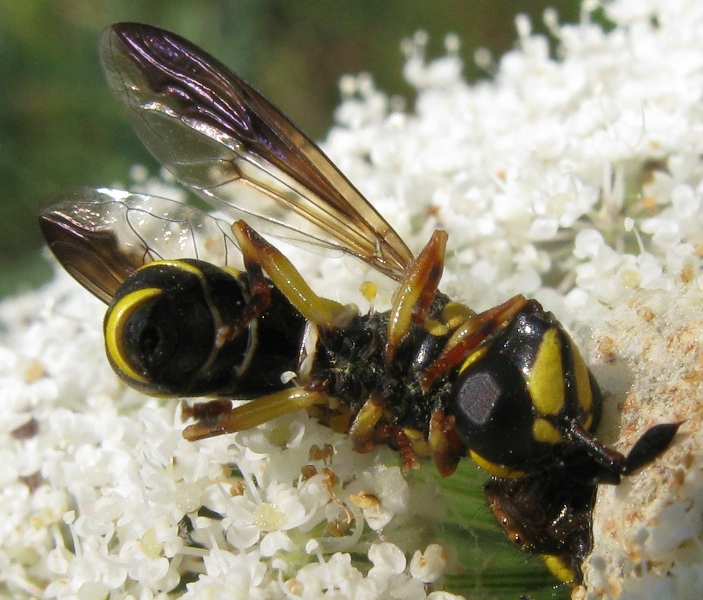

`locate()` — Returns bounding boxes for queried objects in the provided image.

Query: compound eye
[453,355,542,473]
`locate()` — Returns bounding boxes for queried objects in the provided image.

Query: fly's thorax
[311,312,386,412]
[104,259,253,396]
[310,295,456,433]
[451,300,602,476]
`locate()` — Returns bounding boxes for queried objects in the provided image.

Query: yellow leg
[421,294,528,390]
[348,393,386,452]
[385,230,448,364]
[428,409,464,477]
[232,221,356,328]
[183,388,327,440]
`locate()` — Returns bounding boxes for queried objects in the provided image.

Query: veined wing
[100,22,414,281]
[39,187,239,304]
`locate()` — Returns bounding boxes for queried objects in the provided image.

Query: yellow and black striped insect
[39,23,679,584]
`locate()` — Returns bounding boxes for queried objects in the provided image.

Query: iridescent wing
[39,187,239,304]
[99,22,414,281]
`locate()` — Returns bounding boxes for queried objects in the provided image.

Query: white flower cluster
[0,272,455,599]
[320,1,703,326]
[4,0,703,598]
[319,4,703,591]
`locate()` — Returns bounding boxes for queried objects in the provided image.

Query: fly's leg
[348,391,387,453]
[232,220,356,328]
[420,294,529,391]
[373,424,422,473]
[183,388,327,440]
[385,230,447,365]
[184,220,357,441]
[428,409,465,477]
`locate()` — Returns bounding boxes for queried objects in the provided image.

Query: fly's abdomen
[234,285,307,396]
[104,258,303,397]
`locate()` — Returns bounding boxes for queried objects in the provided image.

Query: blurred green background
[0,0,580,297]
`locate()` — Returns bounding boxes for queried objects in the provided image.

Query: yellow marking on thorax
[532,418,563,445]
[469,450,525,478]
[459,346,488,374]
[526,328,565,416]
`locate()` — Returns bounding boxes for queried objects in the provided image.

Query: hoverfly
[39,23,680,584]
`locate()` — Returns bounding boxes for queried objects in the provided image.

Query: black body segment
[105,258,305,397]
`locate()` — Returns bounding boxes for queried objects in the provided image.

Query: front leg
[232,221,356,329]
